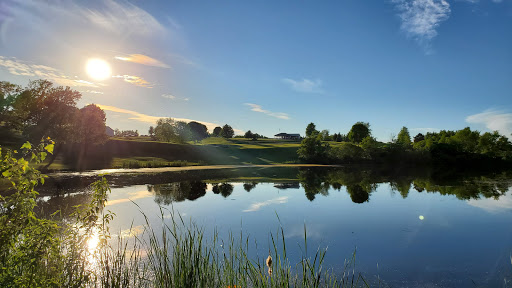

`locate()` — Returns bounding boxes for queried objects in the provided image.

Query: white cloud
[112,74,153,88]
[0,56,98,87]
[115,54,170,68]
[409,127,439,134]
[243,196,289,212]
[245,103,290,120]
[467,190,512,213]
[392,0,450,52]
[466,109,512,137]
[282,78,324,94]
[162,94,189,101]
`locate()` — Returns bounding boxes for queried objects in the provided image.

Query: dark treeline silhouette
[298,122,512,169]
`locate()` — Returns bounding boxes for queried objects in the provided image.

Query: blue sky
[0,0,511,140]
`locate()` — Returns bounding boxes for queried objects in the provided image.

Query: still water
[37,167,512,287]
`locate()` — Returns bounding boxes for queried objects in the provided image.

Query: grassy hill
[45,137,303,170]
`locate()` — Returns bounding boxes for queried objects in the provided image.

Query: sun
[86,58,112,81]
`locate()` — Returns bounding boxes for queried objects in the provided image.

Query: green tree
[305,122,318,137]
[0,81,22,125]
[212,126,222,137]
[187,121,208,142]
[413,133,425,143]
[396,126,412,147]
[320,129,330,141]
[347,122,370,143]
[148,126,155,138]
[11,80,81,143]
[297,134,330,163]
[221,124,234,138]
[361,135,378,151]
[244,130,254,139]
[154,118,176,142]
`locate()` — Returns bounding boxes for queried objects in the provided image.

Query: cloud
[85,90,104,95]
[282,78,323,94]
[466,109,512,137]
[162,94,189,101]
[96,104,241,134]
[81,0,165,36]
[115,54,170,68]
[120,225,145,238]
[409,127,439,134]
[243,196,289,212]
[245,103,290,120]
[106,190,152,206]
[467,190,512,213]
[0,56,98,87]
[112,74,153,88]
[392,0,450,52]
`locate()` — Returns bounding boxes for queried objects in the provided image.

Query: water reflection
[132,168,512,205]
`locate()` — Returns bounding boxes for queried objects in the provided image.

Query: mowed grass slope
[46,137,303,170]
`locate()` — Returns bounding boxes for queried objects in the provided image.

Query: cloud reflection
[243,196,289,212]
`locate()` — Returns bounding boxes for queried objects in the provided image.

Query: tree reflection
[346,185,369,204]
[148,181,207,205]
[243,182,258,192]
[212,183,234,198]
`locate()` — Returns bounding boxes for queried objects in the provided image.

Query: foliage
[413,133,424,143]
[115,129,139,137]
[329,142,365,163]
[320,129,331,141]
[347,122,370,143]
[396,126,411,148]
[297,135,330,163]
[305,122,318,137]
[360,136,378,152]
[220,124,234,138]
[244,130,254,139]
[187,121,208,142]
[76,104,108,145]
[212,126,222,137]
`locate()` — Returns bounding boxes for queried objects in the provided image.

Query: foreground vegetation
[0,141,372,287]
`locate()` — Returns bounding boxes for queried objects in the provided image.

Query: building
[105,126,115,137]
[274,133,301,140]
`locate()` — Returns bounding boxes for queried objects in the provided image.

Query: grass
[95,206,372,288]
[111,157,201,169]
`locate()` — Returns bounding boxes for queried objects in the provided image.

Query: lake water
[36,167,512,287]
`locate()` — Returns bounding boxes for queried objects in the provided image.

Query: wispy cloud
[115,54,170,68]
[81,0,165,36]
[97,104,242,134]
[0,56,97,87]
[466,109,512,137]
[120,225,145,238]
[243,196,289,212]
[392,0,450,52]
[106,190,152,206]
[85,90,104,95]
[162,94,189,101]
[245,103,290,120]
[112,74,153,88]
[282,78,323,94]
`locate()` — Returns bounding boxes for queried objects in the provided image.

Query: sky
[0,0,511,141]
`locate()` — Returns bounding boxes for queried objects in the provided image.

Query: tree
[154,118,176,142]
[75,104,108,145]
[221,124,234,138]
[320,129,330,141]
[212,126,222,137]
[396,126,412,147]
[187,121,208,142]
[361,136,378,151]
[244,130,254,139]
[413,133,425,143]
[148,126,155,138]
[0,81,22,125]
[305,122,318,137]
[297,135,330,163]
[347,122,370,143]
[11,80,81,143]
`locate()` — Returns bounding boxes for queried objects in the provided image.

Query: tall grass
[92,205,371,288]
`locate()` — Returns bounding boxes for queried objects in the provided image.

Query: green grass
[111,157,201,169]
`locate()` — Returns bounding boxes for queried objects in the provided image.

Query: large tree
[10,80,81,143]
[212,126,222,137]
[347,122,370,143]
[187,121,208,142]
[154,118,176,142]
[305,122,318,137]
[396,126,412,147]
[221,124,234,138]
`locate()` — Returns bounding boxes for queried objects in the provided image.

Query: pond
[36,166,512,287]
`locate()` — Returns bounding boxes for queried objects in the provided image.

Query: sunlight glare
[86,58,112,80]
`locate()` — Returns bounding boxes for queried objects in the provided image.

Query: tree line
[298,121,512,167]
